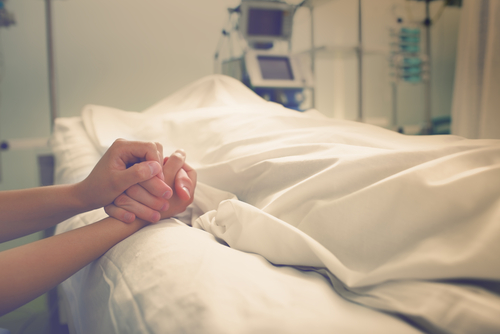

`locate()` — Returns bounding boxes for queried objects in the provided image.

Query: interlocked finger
[163,150,186,186]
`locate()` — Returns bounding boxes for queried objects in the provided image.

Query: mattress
[51,75,500,334]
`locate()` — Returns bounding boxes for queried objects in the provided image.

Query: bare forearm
[0,183,91,242]
[0,216,147,316]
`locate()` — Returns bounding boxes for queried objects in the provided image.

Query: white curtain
[451,0,500,139]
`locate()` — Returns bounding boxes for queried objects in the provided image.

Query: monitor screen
[247,8,283,37]
[258,56,294,80]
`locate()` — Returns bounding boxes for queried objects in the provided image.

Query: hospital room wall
[0,0,459,192]
[0,0,239,193]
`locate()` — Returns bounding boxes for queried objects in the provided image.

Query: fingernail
[151,211,161,223]
[163,189,172,199]
[147,161,161,177]
[124,212,135,222]
[182,186,191,199]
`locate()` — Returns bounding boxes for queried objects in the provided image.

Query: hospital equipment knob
[294,92,304,103]
[277,91,288,105]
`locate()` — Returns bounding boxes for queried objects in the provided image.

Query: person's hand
[159,150,197,219]
[75,139,171,212]
[105,149,196,223]
[104,173,174,224]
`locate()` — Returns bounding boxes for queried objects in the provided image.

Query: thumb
[121,161,162,187]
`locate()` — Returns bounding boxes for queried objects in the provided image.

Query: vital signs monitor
[244,50,308,88]
[239,1,294,44]
[219,0,313,110]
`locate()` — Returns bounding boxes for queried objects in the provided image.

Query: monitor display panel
[247,8,283,37]
[258,56,294,80]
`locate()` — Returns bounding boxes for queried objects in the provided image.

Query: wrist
[128,217,149,230]
[70,181,97,213]
[104,216,149,237]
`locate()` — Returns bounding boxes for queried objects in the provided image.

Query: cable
[432,0,451,23]
[214,10,237,73]
[404,0,450,25]
[405,0,415,24]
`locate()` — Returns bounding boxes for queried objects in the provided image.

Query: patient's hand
[105,150,196,223]
[159,150,197,219]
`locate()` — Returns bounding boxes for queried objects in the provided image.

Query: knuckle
[170,153,185,164]
[114,194,130,207]
[113,138,126,148]
[126,184,142,198]
[134,164,150,180]
[146,141,157,152]
[151,199,166,211]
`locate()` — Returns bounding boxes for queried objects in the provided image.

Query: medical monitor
[245,50,308,88]
[258,56,294,80]
[239,1,293,43]
[248,8,283,37]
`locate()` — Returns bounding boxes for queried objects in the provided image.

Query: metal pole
[392,81,397,128]
[422,0,432,134]
[310,5,316,109]
[357,0,363,122]
[45,0,58,131]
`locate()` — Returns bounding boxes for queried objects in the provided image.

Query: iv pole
[357,0,363,122]
[309,4,316,109]
[45,0,58,131]
[421,0,433,135]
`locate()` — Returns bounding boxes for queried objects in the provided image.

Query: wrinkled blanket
[81,75,500,334]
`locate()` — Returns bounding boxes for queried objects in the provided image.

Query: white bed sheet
[52,75,500,334]
[52,122,422,334]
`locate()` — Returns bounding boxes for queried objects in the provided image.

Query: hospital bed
[50,74,500,334]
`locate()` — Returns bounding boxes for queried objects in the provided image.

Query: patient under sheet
[69,75,500,334]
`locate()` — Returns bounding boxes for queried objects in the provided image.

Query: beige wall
[0,0,460,191]
[0,0,238,191]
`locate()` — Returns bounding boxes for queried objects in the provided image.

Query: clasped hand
[79,139,196,224]
[106,149,196,223]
